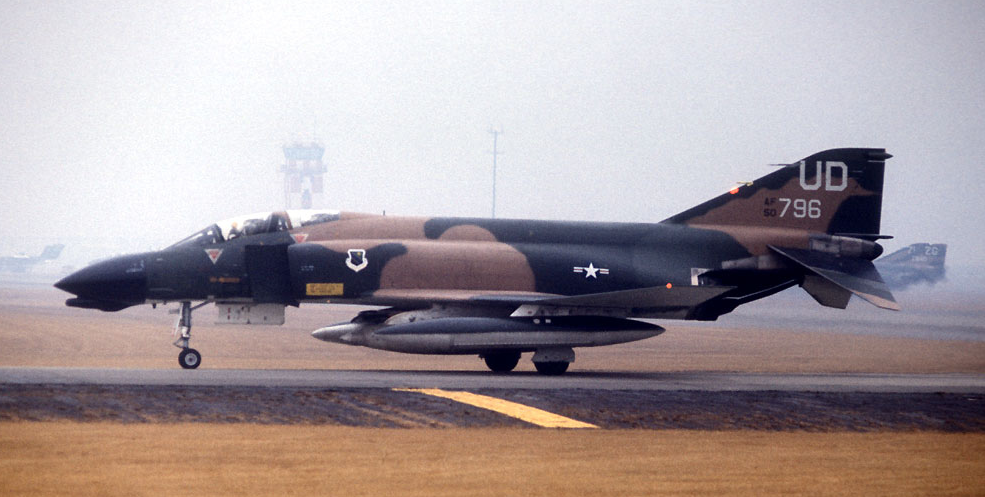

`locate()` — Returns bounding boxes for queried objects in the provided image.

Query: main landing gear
[482,351,522,373]
[480,347,574,376]
[173,301,208,369]
[531,347,574,376]
[533,361,569,376]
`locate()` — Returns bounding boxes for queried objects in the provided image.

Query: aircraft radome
[55,148,898,375]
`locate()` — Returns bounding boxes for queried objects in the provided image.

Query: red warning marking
[205,248,223,264]
[293,233,309,243]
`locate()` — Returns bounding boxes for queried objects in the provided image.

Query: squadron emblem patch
[346,249,368,272]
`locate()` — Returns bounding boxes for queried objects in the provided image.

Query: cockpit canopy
[170,209,340,248]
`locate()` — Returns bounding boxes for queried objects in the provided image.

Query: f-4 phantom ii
[55,148,898,375]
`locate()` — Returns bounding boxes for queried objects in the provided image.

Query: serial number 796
[763,197,821,219]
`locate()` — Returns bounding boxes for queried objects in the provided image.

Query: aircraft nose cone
[53,272,81,294]
[54,254,148,309]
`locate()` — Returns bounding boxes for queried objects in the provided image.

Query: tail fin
[878,243,947,268]
[39,244,65,261]
[662,148,891,238]
[875,243,947,290]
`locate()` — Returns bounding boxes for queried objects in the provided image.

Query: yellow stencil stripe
[395,388,597,429]
[306,283,343,296]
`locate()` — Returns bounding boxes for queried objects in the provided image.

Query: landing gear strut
[173,301,206,369]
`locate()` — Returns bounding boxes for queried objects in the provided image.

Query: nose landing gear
[178,348,201,369]
[172,301,208,369]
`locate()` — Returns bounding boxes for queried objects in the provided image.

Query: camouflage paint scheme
[55,148,898,374]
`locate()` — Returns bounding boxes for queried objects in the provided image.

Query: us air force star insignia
[572,263,609,279]
[346,249,368,272]
[205,248,223,264]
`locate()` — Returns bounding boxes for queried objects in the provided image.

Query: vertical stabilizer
[663,148,891,237]
[40,244,65,261]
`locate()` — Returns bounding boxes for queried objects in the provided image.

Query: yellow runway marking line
[394,388,598,429]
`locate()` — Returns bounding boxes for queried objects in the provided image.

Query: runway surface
[3,367,983,430]
[3,282,984,430]
[3,367,984,392]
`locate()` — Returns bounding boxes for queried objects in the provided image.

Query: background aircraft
[55,148,898,374]
[876,243,947,290]
[0,244,64,273]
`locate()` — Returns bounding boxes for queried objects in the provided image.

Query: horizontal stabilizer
[770,246,900,311]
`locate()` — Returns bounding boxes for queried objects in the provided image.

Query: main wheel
[483,351,521,373]
[534,361,569,376]
[178,348,201,369]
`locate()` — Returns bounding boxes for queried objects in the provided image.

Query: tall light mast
[488,128,503,218]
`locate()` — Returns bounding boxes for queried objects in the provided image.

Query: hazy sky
[2,1,984,267]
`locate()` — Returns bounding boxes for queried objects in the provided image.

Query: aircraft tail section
[662,148,891,238]
[40,244,65,261]
[875,243,947,290]
[879,243,947,267]
[662,148,901,311]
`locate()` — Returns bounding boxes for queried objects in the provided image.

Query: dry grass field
[2,423,984,497]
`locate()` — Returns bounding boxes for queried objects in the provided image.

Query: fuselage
[55,209,840,320]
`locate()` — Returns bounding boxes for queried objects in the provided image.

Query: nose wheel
[178,348,201,369]
[172,301,208,369]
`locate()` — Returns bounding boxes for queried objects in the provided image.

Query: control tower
[280,142,327,209]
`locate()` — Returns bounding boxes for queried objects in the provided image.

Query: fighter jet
[1,244,64,273]
[55,148,898,374]
[876,243,947,290]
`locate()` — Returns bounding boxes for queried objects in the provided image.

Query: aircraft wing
[366,285,735,319]
[516,285,735,316]
[365,288,557,306]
